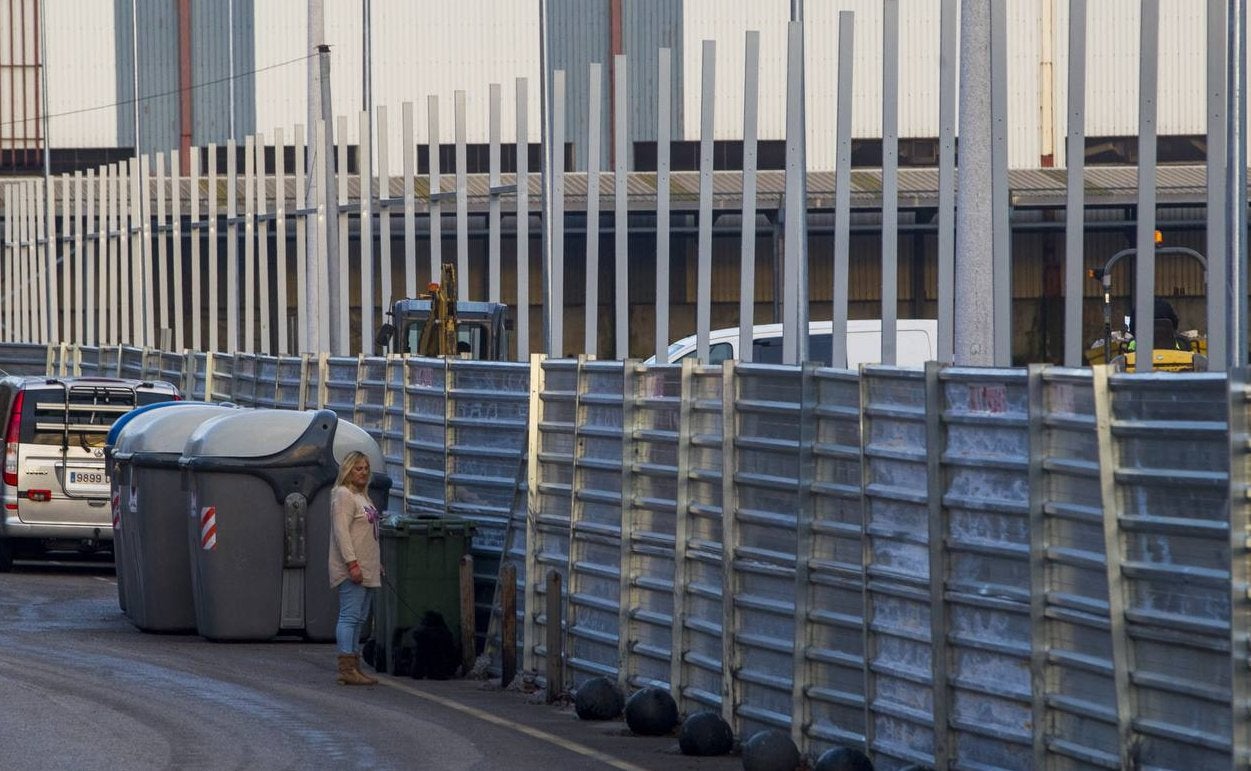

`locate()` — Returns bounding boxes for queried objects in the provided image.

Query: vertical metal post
[500,562,518,688]
[317,48,340,354]
[75,171,86,344]
[1025,364,1048,769]
[552,70,566,358]
[489,84,502,305]
[719,359,739,732]
[955,1,993,366]
[655,48,671,364]
[696,41,715,363]
[119,163,132,345]
[739,33,759,364]
[428,96,442,286]
[227,139,240,352]
[189,153,201,350]
[155,154,169,346]
[937,0,956,363]
[517,78,530,360]
[1092,365,1135,767]
[523,354,545,673]
[359,113,373,354]
[617,360,637,692]
[881,0,899,366]
[990,2,1011,366]
[1208,0,1228,370]
[1135,0,1160,371]
[294,126,307,352]
[255,136,270,354]
[925,361,951,769]
[1065,0,1088,368]
[613,56,629,360]
[782,21,808,365]
[207,148,219,351]
[275,127,289,355]
[377,108,393,316]
[539,0,552,358]
[337,116,351,353]
[585,64,602,357]
[1228,0,1248,368]
[670,359,694,704]
[544,570,563,700]
[402,101,416,298]
[832,15,853,369]
[1228,365,1251,766]
[244,135,256,353]
[455,90,469,296]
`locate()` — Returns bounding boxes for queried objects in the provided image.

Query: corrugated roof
[0,163,1220,216]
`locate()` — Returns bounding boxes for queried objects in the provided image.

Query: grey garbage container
[180,409,389,642]
[110,403,241,632]
[106,400,188,615]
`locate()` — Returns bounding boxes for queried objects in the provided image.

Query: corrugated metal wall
[42,1,117,148]
[191,0,256,144]
[549,0,611,171]
[624,0,684,150]
[23,0,1236,169]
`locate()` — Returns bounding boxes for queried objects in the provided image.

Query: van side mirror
[374,323,395,349]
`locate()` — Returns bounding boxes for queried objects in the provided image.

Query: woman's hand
[348,561,363,584]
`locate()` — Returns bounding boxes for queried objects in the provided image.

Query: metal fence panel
[251,356,281,410]
[323,355,360,421]
[938,368,1033,769]
[145,349,187,393]
[355,356,389,440]
[675,362,727,715]
[0,344,49,376]
[231,353,260,406]
[1104,372,1233,769]
[445,358,530,652]
[274,355,308,410]
[622,363,681,690]
[525,359,577,684]
[1034,366,1120,769]
[804,367,867,752]
[860,365,936,769]
[729,364,801,737]
[118,346,145,380]
[381,358,407,515]
[1227,368,1251,768]
[567,359,626,685]
[404,357,448,517]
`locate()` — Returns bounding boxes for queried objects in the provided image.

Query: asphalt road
[0,555,742,771]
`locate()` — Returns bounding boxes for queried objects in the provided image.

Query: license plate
[65,467,109,495]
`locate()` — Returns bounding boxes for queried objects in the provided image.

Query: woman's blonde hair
[335,450,371,489]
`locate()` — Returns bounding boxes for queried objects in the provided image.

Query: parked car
[649,319,939,367]
[0,376,180,570]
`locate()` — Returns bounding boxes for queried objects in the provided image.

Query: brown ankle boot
[337,654,374,685]
[352,653,379,685]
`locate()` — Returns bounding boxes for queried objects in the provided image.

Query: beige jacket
[328,485,381,588]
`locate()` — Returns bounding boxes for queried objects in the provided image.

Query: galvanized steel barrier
[11,341,1250,768]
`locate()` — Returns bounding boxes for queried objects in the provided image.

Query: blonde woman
[328,450,381,685]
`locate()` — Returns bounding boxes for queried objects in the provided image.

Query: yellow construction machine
[1083,234,1208,372]
[375,263,511,359]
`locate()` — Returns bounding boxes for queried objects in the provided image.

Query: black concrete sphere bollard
[678,710,734,756]
[573,676,625,721]
[623,686,680,736]
[813,746,874,771]
[740,729,801,771]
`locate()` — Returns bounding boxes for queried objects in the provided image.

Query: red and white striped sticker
[200,506,217,550]
[111,490,121,531]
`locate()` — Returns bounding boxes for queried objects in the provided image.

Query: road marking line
[378,679,647,771]
[92,576,115,584]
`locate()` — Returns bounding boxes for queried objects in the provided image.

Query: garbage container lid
[113,403,242,458]
[182,409,384,473]
[106,399,187,446]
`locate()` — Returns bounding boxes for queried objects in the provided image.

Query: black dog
[398,610,458,680]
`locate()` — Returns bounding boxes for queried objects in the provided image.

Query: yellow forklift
[1083,233,1208,372]
[374,263,511,359]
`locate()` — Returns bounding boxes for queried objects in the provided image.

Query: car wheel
[0,538,13,572]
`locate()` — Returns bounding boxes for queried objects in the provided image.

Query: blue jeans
[336,580,375,655]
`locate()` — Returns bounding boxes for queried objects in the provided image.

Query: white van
[651,319,938,368]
